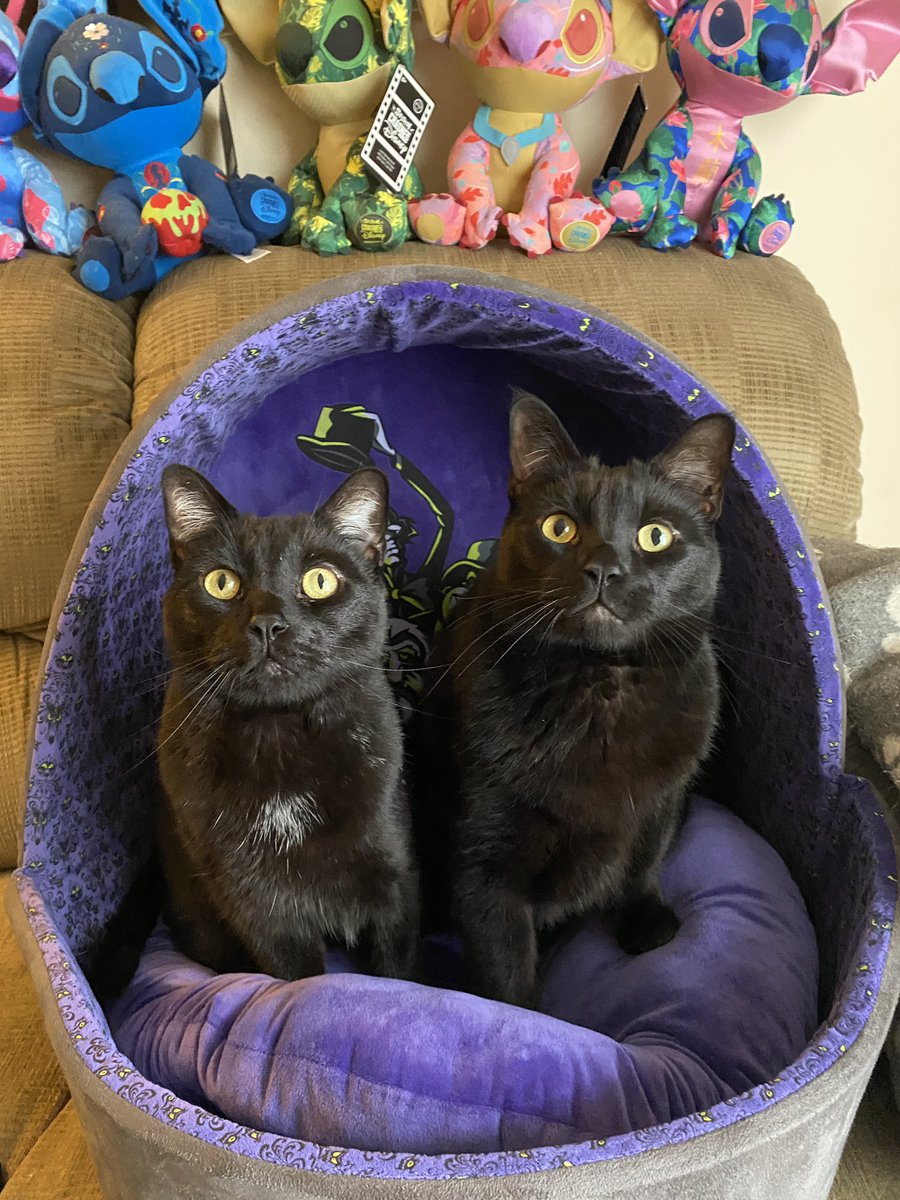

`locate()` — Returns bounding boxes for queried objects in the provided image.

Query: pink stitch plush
[410,0,660,255]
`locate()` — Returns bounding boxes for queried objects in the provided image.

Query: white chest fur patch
[251,792,320,853]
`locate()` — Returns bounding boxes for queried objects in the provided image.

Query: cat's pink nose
[497,6,555,64]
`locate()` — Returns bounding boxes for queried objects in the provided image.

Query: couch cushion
[133,241,861,541]
[0,633,42,868]
[0,871,68,1186]
[1,1102,101,1200]
[0,254,135,631]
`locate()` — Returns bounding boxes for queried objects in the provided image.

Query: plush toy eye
[0,41,15,92]
[301,567,340,601]
[699,0,752,55]
[140,32,188,93]
[203,568,241,600]
[562,1,606,65]
[465,0,493,49]
[320,0,374,71]
[541,514,578,544]
[637,523,675,553]
[47,56,87,125]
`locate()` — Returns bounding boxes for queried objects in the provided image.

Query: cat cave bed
[8,269,899,1200]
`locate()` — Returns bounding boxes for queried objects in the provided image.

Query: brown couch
[1,241,897,1197]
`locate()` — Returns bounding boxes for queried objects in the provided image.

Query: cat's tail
[84,854,162,1004]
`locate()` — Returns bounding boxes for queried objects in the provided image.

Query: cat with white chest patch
[153,464,418,981]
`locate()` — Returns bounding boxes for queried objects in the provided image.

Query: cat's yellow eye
[301,566,339,601]
[203,568,241,600]
[541,513,577,544]
[637,523,675,554]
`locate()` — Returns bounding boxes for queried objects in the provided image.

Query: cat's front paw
[615,896,680,956]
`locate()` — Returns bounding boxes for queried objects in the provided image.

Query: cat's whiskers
[491,602,561,670]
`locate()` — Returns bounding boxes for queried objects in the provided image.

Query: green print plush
[222,0,421,254]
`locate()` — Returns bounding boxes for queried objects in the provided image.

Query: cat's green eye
[301,566,339,601]
[541,513,577,544]
[203,568,241,600]
[637,523,675,554]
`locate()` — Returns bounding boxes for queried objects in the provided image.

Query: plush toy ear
[417,0,453,44]
[18,2,77,138]
[219,0,279,66]
[381,0,415,67]
[809,0,900,96]
[140,0,226,95]
[611,0,663,72]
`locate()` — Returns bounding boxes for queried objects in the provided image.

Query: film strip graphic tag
[361,66,435,194]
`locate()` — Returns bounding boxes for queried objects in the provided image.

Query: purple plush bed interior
[23,284,889,1168]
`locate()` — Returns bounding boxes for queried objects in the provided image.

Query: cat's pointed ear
[320,468,389,564]
[162,465,238,562]
[509,394,579,499]
[654,414,735,521]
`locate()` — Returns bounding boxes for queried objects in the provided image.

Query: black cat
[418,395,734,1008]
[153,464,418,982]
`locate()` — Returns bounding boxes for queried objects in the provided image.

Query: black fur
[417,396,734,1008]
[151,465,418,981]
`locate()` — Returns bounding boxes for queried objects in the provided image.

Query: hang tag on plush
[602,85,647,176]
[232,247,271,264]
[361,66,434,194]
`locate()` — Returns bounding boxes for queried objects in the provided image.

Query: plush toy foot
[0,226,26,261]
[595,172,659,234]
[708,213,743,260]
[227,176,291,242]
[409,194,465,246]
[202,217,256,257]
[614,896,680,956]
[301,214,353,256]
[76,236,156,300]
[549,196,614,253]
[642,211,698,252]
[460,203,502,251]
[739,195,794,257]
[342,191,410,252]
[504,211,552,257]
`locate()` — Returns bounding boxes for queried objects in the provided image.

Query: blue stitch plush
[0,0,90,261]
[19,1,292,298]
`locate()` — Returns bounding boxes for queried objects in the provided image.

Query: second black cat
[418,395,735,1007]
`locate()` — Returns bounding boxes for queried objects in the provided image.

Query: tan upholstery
[1,1103,101,1199]
[0,871,68,1186]
[0,255,135,631]
[0,633,42,867]
[133,241,862,543]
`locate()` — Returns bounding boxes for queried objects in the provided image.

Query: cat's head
[498,394,735,653]
[160,464,389,710]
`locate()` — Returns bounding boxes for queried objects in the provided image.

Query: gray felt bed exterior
[8,268,899,1199]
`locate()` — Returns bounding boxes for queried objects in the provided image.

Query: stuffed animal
[18,0,292,298]
[221,0,422,255]
[408,0,660,255]
[593,0,900,258]
[0,0,90,260]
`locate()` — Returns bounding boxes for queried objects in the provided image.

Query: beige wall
[24,5,899,545]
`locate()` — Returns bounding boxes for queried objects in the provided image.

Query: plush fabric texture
[108,799,816,1154]
[13,273,896,1184]
[131,243,862,542]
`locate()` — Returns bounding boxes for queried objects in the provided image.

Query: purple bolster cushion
[108,797,817,1155]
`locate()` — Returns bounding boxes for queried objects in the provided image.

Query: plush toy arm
[301,186,354,256]
[283,151,325,246]
[448,126,503,251]
[708,131,761,260]
[13,149,91,256]
[505,125,579,257]
[95,177,158,278]
[179,156,256,256]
